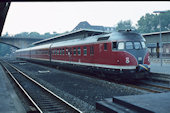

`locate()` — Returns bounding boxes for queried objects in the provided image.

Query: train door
[89,45,95,63]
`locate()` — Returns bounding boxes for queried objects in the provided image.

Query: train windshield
[126,42,133,49]
[134,42,142,49]
[114,41,146,50]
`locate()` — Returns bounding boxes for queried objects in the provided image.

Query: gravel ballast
[10,60,148,112]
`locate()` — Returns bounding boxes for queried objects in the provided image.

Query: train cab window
[104,43,107,50]
[141,42,146,49]
[118,42,125,50]
[112,42,117,50]
[90,46,94,55]
[126,42,133,49]
[83,46,87,56]
[78,47,81,56]
[74,48,76,56]
[134,42,142,49]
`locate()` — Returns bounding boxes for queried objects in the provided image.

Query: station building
[142,31,170,58]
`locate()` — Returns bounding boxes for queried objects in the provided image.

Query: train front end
[110,31,150,79]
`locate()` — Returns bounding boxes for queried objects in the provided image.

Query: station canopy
[32,29,109,46]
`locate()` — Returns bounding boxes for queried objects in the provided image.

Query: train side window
[56,49,57,55]
[57,49,59,55]
[141,42,146,49]
[112,42,117,50]
[68,48,72,55]
[62,48,65,55]
[134,42,142,49]
[90,46,94,55]
[83,46,87,56]
[60,49,62,55]
[126,42,133,49]
[66,48,68,55]
[70,48,72,55]
[104,43,107,50]
[78,47,81,56]
[118,42,125,50]
[74,48,76,56]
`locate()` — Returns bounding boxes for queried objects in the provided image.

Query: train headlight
[138,57,142,61]
[126,57,130,64]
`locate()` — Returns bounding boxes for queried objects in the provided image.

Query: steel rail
[122,83,162,93]
[141,82,170,91]
[1,62,43,113]
[2,60,83,113]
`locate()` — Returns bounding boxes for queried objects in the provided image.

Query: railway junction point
[0,58,170,113]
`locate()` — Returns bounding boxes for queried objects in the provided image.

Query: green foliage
[115,20,136,31]
[12,31,60,39]
[136,11,170,33]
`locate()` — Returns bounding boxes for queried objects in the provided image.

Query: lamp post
[153,10,168,66]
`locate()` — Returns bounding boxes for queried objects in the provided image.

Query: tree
[136,11,170,33]
[29,32,41,38]
[14,32,29,38]
[115,20,136,31]
[159,10,170,31]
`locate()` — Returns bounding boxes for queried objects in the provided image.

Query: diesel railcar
[15,30,150,79]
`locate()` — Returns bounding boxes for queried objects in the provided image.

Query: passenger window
[126,42,133,49]
[118,42,124,50]
[141,42,146,49]
[83,47,87,56]
[60,49,62,55]
[66,48,68,55]
[78,47,81,56]
[134,42,142,49]
[104,43,107,50]
[62,48,65,55]
[112,42,117,50]
[74,48,76,56]
[57,49,59,55]
[68,48,72,55]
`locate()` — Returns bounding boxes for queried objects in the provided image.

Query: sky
[2,1,170,35]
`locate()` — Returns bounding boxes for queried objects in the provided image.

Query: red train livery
[15,30,150,79]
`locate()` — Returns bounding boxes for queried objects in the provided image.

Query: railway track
[147,73,170,84]
[121,79,170,93]
[4,59,170,98]
[0,60,82,113]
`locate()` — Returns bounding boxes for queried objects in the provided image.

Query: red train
[15,30,150,79]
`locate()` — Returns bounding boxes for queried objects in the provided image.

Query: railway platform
[96,92,170,113]
[0,65,26,113]
[150,58,170,75]
[96,58,170,113]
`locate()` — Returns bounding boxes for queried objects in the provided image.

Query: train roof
[16,30,145,52]
[51,31,145,48]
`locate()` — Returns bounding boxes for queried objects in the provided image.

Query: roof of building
[142,30,170,36]
[32,29,110,46]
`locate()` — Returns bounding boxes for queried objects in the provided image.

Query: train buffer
[96,92,170,113]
